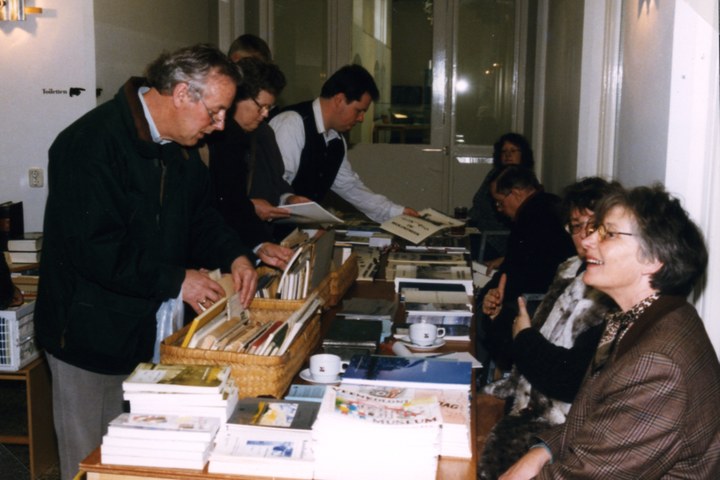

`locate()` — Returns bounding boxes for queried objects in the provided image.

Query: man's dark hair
[492,132,535,169]
[491,165,540,195]
[234,57,286,101]
[228,34,272,62]
[594,183,707,296]
[561,177,623,223]
[145,43,242,100]
[320,64,379,103]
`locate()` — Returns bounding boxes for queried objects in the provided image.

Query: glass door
[266,0,530,214]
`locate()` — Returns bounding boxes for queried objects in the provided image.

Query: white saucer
[399,336,446,352]
[299,368,341,385]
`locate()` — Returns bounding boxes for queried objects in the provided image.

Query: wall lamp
[0,0,43,21]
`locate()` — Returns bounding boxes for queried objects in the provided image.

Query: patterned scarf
[591,293,659,372]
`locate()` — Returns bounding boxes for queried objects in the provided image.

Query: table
[0,355,58,479]
[79,280,483,480]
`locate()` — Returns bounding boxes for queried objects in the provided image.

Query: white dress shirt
[270,98,404,223]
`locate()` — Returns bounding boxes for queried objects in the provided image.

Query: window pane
[455,0,516,146]
[352,0,433,145]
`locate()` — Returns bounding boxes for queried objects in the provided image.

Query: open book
[274,202,343,225]
[380,208,464,244]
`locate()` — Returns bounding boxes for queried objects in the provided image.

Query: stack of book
[207,397,320,478]
[5,232,42,264]
[312,384,443,480]
[400,289,474,341]
[10,274,39,301]
[339,354,474,460]
[121,363,238,423]
[391,264,474,295]
[101,412,220,470]
[335,297,397,339]
[321,317,384,362]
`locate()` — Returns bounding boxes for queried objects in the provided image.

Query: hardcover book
[322,318,383,349]
[341,354,472,391]
[6,232,43,252]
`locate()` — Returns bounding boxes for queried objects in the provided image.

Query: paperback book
[106,413,220,442]
[122,363,230,394]
[226,398,321,433]
[392,265,474,295]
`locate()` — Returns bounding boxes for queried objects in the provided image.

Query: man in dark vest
[269,64,418,223]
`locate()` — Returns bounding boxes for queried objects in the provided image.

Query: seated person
[469,132,534,263]
[268,64,418,223]
[501,184,720,479]
[205,57,300,269]
[478,177,621,480]
[478,165,576,370]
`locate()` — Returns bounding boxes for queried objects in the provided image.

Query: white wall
[0,0,96,233]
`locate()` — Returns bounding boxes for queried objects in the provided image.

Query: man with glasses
[269,64,418,223]
[35,44,258,480]
[478,165,576,372]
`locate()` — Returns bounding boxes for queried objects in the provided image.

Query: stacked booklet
[312,384,443,480]
[399,289,474,341]
[121,363,239,422]
[101,413,220,470]
[207,397,320,478]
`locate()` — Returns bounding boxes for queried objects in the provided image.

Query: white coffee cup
[309,353,347,382]
[408,323,446,347]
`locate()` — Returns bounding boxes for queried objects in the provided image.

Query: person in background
[469,132,535,265]
[35,44,257,480]
[205,57,301,268]
[478,165,576,372]
[478,177,620,479]
[228,33,273,63]
[269,64,419,223]
[501,184,720,479]
[224,34,309,223]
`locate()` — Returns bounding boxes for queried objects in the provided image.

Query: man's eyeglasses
[200,98,226,125]
[585,223,634,242]
[251,97,276,114]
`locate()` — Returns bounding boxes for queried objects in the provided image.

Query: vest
[283,101,345,202]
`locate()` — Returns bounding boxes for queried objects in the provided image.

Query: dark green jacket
[35,78,252,374]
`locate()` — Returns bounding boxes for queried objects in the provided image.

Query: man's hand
[182,269,228,314]
[230,256,257,308]
[286,194,312,205]
[403,207,420,217]
[512,295,532,338]
[482,273,507,319]
[251,198,290,222]
[256,242,293,269]
[499,445,551,479]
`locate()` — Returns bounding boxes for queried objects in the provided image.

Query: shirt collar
[313,97,341,142]
[138,86,171,145]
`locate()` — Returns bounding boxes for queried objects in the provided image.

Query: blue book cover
[341,354,472,391]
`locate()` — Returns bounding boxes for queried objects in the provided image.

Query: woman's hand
[512,295,532,338]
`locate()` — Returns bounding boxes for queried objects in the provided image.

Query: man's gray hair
[145,43,242,100]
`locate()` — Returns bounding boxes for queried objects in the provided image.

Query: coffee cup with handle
[309,353,347,382]
[408,323,446,347]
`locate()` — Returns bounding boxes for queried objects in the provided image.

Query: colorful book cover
[227,398,320,432]
[341,354,472,391]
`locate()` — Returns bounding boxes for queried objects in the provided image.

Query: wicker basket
[160,299,320,399]
[323,252,359,307]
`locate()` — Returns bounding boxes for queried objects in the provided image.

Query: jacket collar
[616,295,687,358]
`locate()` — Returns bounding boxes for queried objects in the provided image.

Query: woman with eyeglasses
[468,132,535,264]
[500,184,720,479]
[205,57,311,269]
[478,177,620,479]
